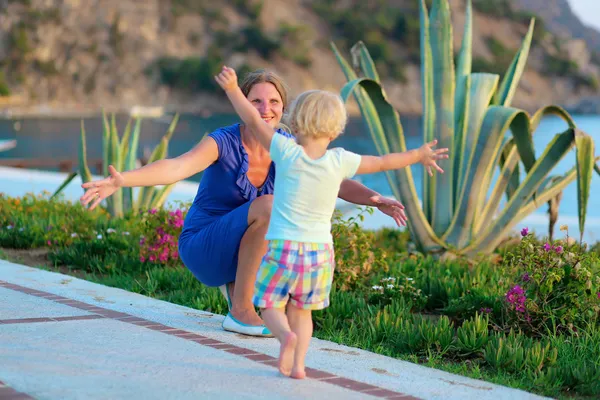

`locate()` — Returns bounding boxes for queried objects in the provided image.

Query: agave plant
[332,0,600,256]
[52,112,180,218]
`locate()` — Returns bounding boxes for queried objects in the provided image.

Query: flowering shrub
[503,226,600,334]
[139,207,187,267]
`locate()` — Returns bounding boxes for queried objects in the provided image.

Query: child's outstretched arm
[356,139,449,176]
[214,66,274,149]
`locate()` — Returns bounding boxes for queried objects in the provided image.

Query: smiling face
[246,82,284,128]
[239,69,289,129]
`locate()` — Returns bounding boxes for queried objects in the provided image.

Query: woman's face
[246,82,284,128]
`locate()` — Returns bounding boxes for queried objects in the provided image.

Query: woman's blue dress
[178,123,292,287]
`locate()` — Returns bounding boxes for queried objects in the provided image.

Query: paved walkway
[0,259,550,400]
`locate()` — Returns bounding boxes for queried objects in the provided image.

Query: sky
[568,0,600,31]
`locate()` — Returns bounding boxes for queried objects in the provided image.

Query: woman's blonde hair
[286,90,347,139]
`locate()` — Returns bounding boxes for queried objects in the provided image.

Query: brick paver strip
[0,315,105,325]
[0,280,422,399]
[0,380,35,400]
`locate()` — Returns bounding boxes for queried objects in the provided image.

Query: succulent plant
[332,0,599,256]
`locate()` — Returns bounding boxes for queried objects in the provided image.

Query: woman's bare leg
[228,195,272,326]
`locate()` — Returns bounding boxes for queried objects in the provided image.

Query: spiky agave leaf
[339,77,445,253]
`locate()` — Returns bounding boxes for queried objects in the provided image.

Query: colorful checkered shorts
[253,240,335,310]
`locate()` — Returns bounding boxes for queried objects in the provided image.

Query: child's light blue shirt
[265,134,362,244]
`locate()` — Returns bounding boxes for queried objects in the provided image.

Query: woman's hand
[215,66,238,92]
[418,139,449,176]
[370,195,408,227]
[80,165,124,210]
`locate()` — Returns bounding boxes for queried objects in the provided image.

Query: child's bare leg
[286,304,313,379]
[261,307,297,376]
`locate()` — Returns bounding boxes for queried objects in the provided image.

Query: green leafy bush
[157,54,223,93]
[544,54,579,77]
[0,71,10,96]
[0,192,115,249]
[311,0,418,77]
[331,207,389,290]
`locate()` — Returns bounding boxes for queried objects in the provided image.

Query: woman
[80,69,407,337]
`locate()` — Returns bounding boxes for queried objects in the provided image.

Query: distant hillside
[514,0,600,55]
[0,0,599,117]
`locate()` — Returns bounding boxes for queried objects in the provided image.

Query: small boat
[129,106,164,118]
[0,139,16,153]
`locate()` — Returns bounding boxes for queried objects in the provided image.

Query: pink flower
[505,285,527,313]
[159,254,168,263]
[149,209,157,214]
[543,243,552,252]
[522,273,531,282]
[521,228,529,237]
[47,240,52,246]
[140,256,146,263]
[171,250,179,259]
[149,255,156,262]
[554,245,563,254]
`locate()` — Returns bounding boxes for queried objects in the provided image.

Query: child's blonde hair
[286,90,347,139]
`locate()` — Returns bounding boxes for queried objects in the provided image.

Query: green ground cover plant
[1,192,599,398]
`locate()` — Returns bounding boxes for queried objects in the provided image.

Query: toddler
[215,66,448,379]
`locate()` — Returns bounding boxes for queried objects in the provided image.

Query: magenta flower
[140,256,146,263]
[521,228,529,237]
[149,255,156,262]
[597,292,600,300]
[543,243,552,252]
[506,285,527,313]
[47,240,52,246]
[554,245,563,254]
[522,273,531,282]
[149,209,157,215]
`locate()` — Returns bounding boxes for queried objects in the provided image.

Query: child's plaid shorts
[252,239,335,310]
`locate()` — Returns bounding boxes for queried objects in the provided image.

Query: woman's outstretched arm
[337,179,408,227]
[80,136,218,210]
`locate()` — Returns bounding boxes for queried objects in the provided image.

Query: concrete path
[0,259,550,400]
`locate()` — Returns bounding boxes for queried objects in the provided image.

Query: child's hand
[214,66,238,92]
[418,139,449,176]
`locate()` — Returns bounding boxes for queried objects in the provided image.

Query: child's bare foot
[278,332,297,376]
[290,366,306,379]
